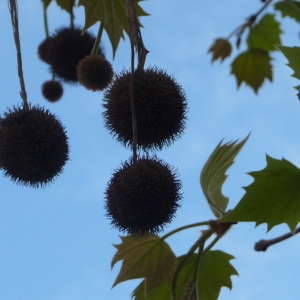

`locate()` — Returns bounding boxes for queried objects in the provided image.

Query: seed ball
[38,37,54,64]
[42,80,63,102]
[49,27,104,83]
[77,55,114,91]
[104,156,182,237]
[102,66,188,150]
[0,105,69,187]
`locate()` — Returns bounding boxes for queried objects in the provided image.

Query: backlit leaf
[222,156,300,232]
[111,236,177,295]
[78,0,149,57]
[231,49,272,93]
[247,14,282,51]
[275,1,300,23]
[197,250,238,300]
[208,38,232,62]
[200,135,249,218]
[131,281,171,300]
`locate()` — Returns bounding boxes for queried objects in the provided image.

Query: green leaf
[111,236,177,295]
[231,49,272,93]
[200,134,250,218]
[275,1,300,23]
[41,0,52,9]
[277,45,300,86]
[78,0,149,58]
[131,281,145,300]
[131,281,171,300]
[208,38,232,62]
[247,14,282,51]
[197,250,238,300]
[222,155,300,232]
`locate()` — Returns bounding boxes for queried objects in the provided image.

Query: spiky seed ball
[38,37,54,64]
[104,156,182,237]
[49,27,104,83]
[103,66,188,150]
[77,55,113,91]
[0,105,69,187]
[42,80,63,102]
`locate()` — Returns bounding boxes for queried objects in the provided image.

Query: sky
[0,0,300,299]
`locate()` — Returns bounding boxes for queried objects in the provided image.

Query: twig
[254,226,300,252]
[70,0,74,29]
[8,0,29,110]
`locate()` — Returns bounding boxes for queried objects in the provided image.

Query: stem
[202,234,223,254]
[70,0,74,29]
[43,3,49,38]
[8,0,29,110]
[160,221,210,241]
[91,22,104,55]
[255,226,300,252]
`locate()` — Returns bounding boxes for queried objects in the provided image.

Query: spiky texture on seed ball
[49,27,104,83]
[42,80,63,102]
[104,156,182,237]
[38,37,54,64]
[0,105,69,187]
[102,66,188,150]
[77,55,114,91]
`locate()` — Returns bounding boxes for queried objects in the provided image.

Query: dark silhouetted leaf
[208,38,232,62]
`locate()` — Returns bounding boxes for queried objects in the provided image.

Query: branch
[8,0,29,110]
[254,226,300,252]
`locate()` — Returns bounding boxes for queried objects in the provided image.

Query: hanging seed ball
[77,55,114,91]
[42,80,63,102]
[103,66,188,150]
[104,156,182,237]
[37,37,54,64]
[0,105,69,187]
[49,27,104,83]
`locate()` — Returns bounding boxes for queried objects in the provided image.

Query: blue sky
[0,0,300,299]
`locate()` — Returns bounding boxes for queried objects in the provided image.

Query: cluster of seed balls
[103,66,188,237]
[38,26,114,102]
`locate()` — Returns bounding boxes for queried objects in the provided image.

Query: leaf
[111,236,177,295]
[131,281,171,300]
[208,38,232,62]
[131,281,145,300]
[56,0,75,13]
[231,49,272,93]
[277,45,300,88]
[41,0,52,9]
[197,250,238,300]
[222,155,300,232]
[275,1,300,23]
[247,14,282,51]
[200,134,250,218]
[78,0,149,57]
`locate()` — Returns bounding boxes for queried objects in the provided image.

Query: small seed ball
[0,105,69,187]
[104,156,182,237]
[102,66,188,150]
[49,27,104,83]
[77,55,113,91]
[38,37,54,64]
[42,80,63,102]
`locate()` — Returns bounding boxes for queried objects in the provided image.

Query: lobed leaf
[111,235,177,295]
[197,250,238,300]
[208,38,232,62]
[200,134,250,218]
[78,0,149,58]
[275,1,300,23]
[222,156,300,232]
[247,14,282,51]
[231,49,272,93]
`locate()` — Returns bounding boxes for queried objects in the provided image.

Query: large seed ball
[102,66,188,150]
[0,105,69,187]
[104,156,182,237]
[37,37,54,64]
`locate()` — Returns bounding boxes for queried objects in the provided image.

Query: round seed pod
[42,80,63,102]
[104,156,182,237]
[77,55,114,91]
[102,66,188,150]
[38,37,54,64]
[49,27,104,83]
[0,105,69,187]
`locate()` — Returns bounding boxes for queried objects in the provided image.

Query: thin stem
[91,22,104,55]
[255,226,300,252]
[43,3,49,38]
[160,221,210,241]
[8,0,29,110]
[70,0,74,29]
[203,234,223,254]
